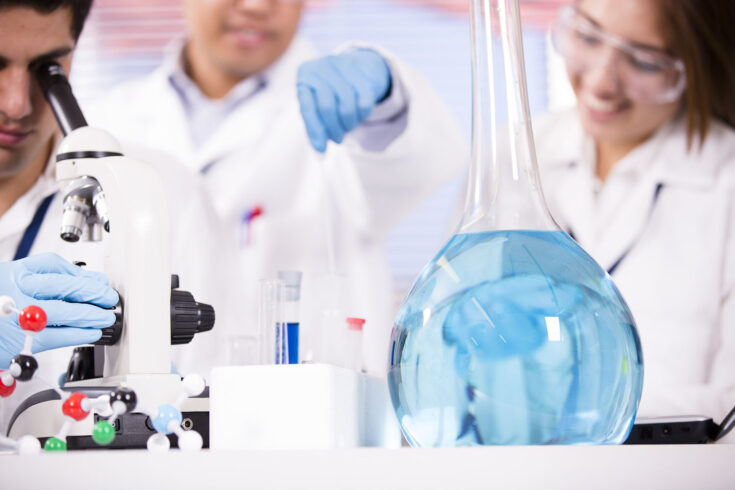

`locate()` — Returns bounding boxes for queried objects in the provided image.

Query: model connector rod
[34,61,88,136]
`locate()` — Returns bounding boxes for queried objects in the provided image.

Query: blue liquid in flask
[388,230,643,446]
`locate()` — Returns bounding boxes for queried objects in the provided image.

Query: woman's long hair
[658,0,735,147]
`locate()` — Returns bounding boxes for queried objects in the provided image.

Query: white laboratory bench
[2,445,734,489]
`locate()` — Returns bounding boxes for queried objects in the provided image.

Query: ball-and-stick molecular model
[42,389,133,451]
[1,296,206,454]
[0,295,47,453]
[145,374,205,452]
[0,295,47,393]
[91,387,138,446]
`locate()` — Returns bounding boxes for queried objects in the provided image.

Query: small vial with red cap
[345,317,365,373]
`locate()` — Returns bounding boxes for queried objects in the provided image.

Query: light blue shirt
[166,45,267,149]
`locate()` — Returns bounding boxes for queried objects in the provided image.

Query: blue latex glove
[297,49,392,152]
[0,253,119,368]
[442,274,583,377]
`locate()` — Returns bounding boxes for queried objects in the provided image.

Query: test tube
[277,271,302,365]
[257,279,287,364]
[345,317,365,372]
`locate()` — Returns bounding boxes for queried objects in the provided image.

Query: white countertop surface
[2,444,734,489]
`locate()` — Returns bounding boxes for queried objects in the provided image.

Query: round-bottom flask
[388,230,642,445]
[387,0,643,446]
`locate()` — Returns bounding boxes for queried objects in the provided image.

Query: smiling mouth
[0,126,31,147]
[582,94,631,119]
[225,27,272,47]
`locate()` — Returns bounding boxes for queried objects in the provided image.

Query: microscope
[7,63,214,448]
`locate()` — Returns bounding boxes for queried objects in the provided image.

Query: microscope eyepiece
[35,61,87,136]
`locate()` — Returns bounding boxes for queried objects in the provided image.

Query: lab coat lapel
[593,171,661,273]
[145,72,196,167]
[193,87,280,173]
[545,132,598,249]
[554,161,598,246]
[193,38,315,173]
[652,117,719,191]
[591,122,675,273]
[197,88,301,223]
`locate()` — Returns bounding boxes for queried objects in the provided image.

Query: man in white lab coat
[88,1,468,373]
[0,1,225,429]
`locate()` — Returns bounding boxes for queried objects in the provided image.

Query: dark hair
[657,0,735,147]
[0,0,93,41]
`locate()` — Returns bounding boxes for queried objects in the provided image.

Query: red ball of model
[62,392,90,421]
[0,371,16,397]
[18,305,47,332]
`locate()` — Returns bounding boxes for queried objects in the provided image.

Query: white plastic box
[210,364,402,450]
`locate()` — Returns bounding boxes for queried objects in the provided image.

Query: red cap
[346,317,365,330]
[249,206,263,221]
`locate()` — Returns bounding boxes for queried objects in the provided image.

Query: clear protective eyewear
[551,5,686,104]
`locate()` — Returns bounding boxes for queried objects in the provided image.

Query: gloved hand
[297,48,392,152]
[0,253,119,368]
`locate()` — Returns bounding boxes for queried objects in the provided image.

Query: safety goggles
[551,5,686,104]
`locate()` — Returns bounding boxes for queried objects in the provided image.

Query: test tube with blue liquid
[277,271,302,365]
[257,278,286,364]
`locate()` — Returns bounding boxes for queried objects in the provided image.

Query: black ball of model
[109,387,137,413]
[11,354,38,381]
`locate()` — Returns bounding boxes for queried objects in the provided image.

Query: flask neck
[458,0,559,234]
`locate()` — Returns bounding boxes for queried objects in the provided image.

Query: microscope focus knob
[198,304,215,333]
[170,289,215,345]
[92,300,123,346]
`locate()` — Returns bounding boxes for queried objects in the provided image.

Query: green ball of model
[92,420,116,445]
[44,437,67,452]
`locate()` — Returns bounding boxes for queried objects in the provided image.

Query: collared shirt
[0,148,59,262]
[166,40,268,149]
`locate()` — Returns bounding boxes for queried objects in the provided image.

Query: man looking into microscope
[0,0,224,428]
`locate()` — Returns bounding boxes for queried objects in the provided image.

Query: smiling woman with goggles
[552,5,686,104]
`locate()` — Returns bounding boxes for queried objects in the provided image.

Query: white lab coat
[0,142,228,428]
[531,109,735,425]
[87,37,468,374]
